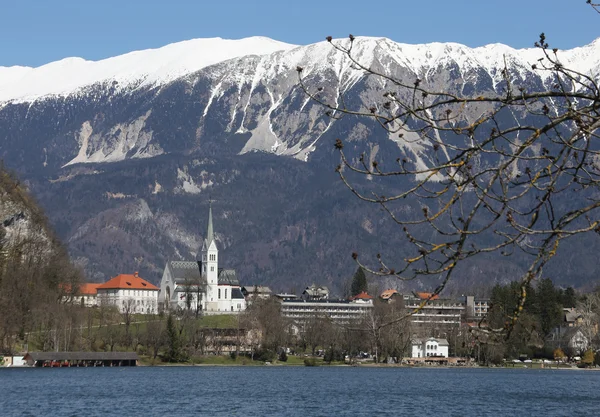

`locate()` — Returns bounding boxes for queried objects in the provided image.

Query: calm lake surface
[1,366,599,416]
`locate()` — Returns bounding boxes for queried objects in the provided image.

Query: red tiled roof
[79,283,102,295]
[97,272,159,291]
[60,282,102,295]
[380,289,399,300]
[350,291,374,300]
[415,292,439,300]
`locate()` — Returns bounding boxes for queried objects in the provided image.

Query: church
[158,205,246,314]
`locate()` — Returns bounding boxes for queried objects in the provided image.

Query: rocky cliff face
[1,37,599,292]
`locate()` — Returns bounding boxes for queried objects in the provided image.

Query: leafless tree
[577,291,600,349]
[182,271,207,319]
[121,298,136,348]
[299,3,600,338]
[144,314,166,360]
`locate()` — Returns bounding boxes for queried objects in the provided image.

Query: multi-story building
[280,296,373,324]
[464,295,490,319]
[97,272,159,314]
[404,292,465,326]
[381,291,489,327]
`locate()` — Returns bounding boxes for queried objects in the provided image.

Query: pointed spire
[206,200,214,247]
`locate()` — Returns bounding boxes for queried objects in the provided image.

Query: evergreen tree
[562,287,577,308]
[350,267,368,296]
[536,278,563,337]
[165,314,182,362]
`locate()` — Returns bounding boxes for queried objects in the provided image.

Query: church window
[211,266,214,272]
[218,289,221,299]
[225,289,227,299]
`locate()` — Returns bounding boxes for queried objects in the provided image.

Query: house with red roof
[76,283,102,307]
[349,291,374,303]
[60,283,102,307]
[97,272,159,314]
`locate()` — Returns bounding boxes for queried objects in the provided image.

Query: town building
[96,272,159,314]
[349,291,374,302]
[75,283,102,307]
[280,296,373,324]
[61,283,102,307]
[158,205,246,314]
[241,286,273,302]
[381,291,488,328]
[563,308,584,327]
[274,293,298,301]
[464,295,490,319]
[302,284,330,301]
[380,289,403,303]
[411,337,450,358]
[404,292,465,326]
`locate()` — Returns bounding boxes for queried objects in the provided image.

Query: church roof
[231,288,245,299]
[218,269,239,286]
[168,261,201,282]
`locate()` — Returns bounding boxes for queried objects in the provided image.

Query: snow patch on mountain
[175,167,213,194]
[64,111,162,167]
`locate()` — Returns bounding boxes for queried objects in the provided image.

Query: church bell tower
[201,203,219,311]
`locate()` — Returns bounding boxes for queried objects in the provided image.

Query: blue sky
[0,0,597,67]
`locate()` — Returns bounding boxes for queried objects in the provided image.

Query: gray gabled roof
[303,284,329,297]
[218,269,239,285]
[25,352,139,361]
[412,338,449,346]
[242,285,273,294]
[231,288,245,299]
[168,261,201,283]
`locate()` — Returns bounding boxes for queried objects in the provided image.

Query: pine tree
[350,267,368,297]
[165,314,181,362]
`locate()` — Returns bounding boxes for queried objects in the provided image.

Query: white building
[158,205,246,314]
[96,272,159,314]
[281,297,373,324]
[62,283,101,307]
[411,338,450,358]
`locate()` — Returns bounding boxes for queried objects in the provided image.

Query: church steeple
[202,201,219,311]
[206,202,214,248]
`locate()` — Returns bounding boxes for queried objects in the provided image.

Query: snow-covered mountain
[3,36,599,103]
[0,37,297,103]
[1,36,599,291]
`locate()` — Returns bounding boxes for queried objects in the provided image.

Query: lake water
[1,366,599,416]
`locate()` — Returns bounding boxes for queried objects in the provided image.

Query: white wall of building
[411,338,449,358]
[97,288,159,314]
